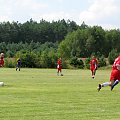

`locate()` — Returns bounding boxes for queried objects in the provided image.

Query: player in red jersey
[57,57,63,76]
[98,56,120,91]
[112,55,120,70]
[90,56,98,78]
[0,53,4,67]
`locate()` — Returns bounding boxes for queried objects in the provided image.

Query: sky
[0,0,120,29]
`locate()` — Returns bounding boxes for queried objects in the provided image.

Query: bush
[70,57,84,69]
[15,49,58,68]
[15,51,39,68]
[21,52,38,68]
[76,59,84,69]
[5,58,16,68]
[70,57,78,67]
[84,58,90,69]
[108,49,118,65]
[98,55,106,67]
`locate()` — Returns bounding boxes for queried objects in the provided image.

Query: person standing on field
[90,56,98,79]
[0,53,4,67]
[57,57,63,76]
[0,53,4,86]
[97,55,120,91]
[16,58,21,71]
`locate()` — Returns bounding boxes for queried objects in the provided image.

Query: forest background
[0,19,119,68]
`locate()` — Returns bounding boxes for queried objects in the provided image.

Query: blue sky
[0,0,120,29]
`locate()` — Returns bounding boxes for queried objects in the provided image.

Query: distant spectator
[16,58,21,71]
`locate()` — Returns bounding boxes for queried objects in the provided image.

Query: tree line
[0,19,79,43]
[58,26,120,58]
[0,19,120,68]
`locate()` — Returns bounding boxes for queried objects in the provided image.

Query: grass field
[0,68,120,120]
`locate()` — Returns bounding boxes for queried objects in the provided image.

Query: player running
[112,55,120,70]
[90,56,98,79]
[98,55,120,91]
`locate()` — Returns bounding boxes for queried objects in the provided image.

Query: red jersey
[0,58,4,67]
[57,59,62,69]
[57,59,61,65]
[110,69,120,81]
[112,56,120,70]
[90,59,98,70]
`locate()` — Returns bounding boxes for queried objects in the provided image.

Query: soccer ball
[61,74,63,76]
[0,82,4,86]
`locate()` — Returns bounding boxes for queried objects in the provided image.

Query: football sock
[102,82,110,87]
[112,80,119,87]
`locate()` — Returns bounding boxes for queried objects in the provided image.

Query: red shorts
[110,69,120,81]
[57,65,62,70]
[90,67,96,71]
[0,59,4,67]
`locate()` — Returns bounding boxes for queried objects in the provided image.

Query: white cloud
[0,0,120,29]
[0,16,11,22]
[100,24,118,30]
[0,0,48,22]
[79,0,118,23]
[31,12,72,22]
[55,0,64,3]
[15,0,48,10]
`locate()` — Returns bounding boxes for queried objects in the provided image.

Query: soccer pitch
[0,68,120,120]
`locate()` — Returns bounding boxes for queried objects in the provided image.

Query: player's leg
[57,69,59,75]
[97,81,113,92]
[93,70,95,78]
[90,69,93,78]
[60,69,63,76]
[93,67,97,78]
[111,80,119,91]
[57,68,60,75]
[94,69,96,76]
[19,66,20,71]
[16,64,18,71]
[92,70,94,78]
[57,65,59,75]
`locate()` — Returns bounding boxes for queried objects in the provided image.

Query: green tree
[108,49,119,65]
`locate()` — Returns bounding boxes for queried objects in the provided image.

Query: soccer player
[16,58,21,71]
[57,57,63,76]
[0,53,4,86]
[112,55,120,70]
[0,53,4,67]
[90,56,98,78]
[97,55,120,91]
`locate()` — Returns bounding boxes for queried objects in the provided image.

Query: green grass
[0,68,120,120]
